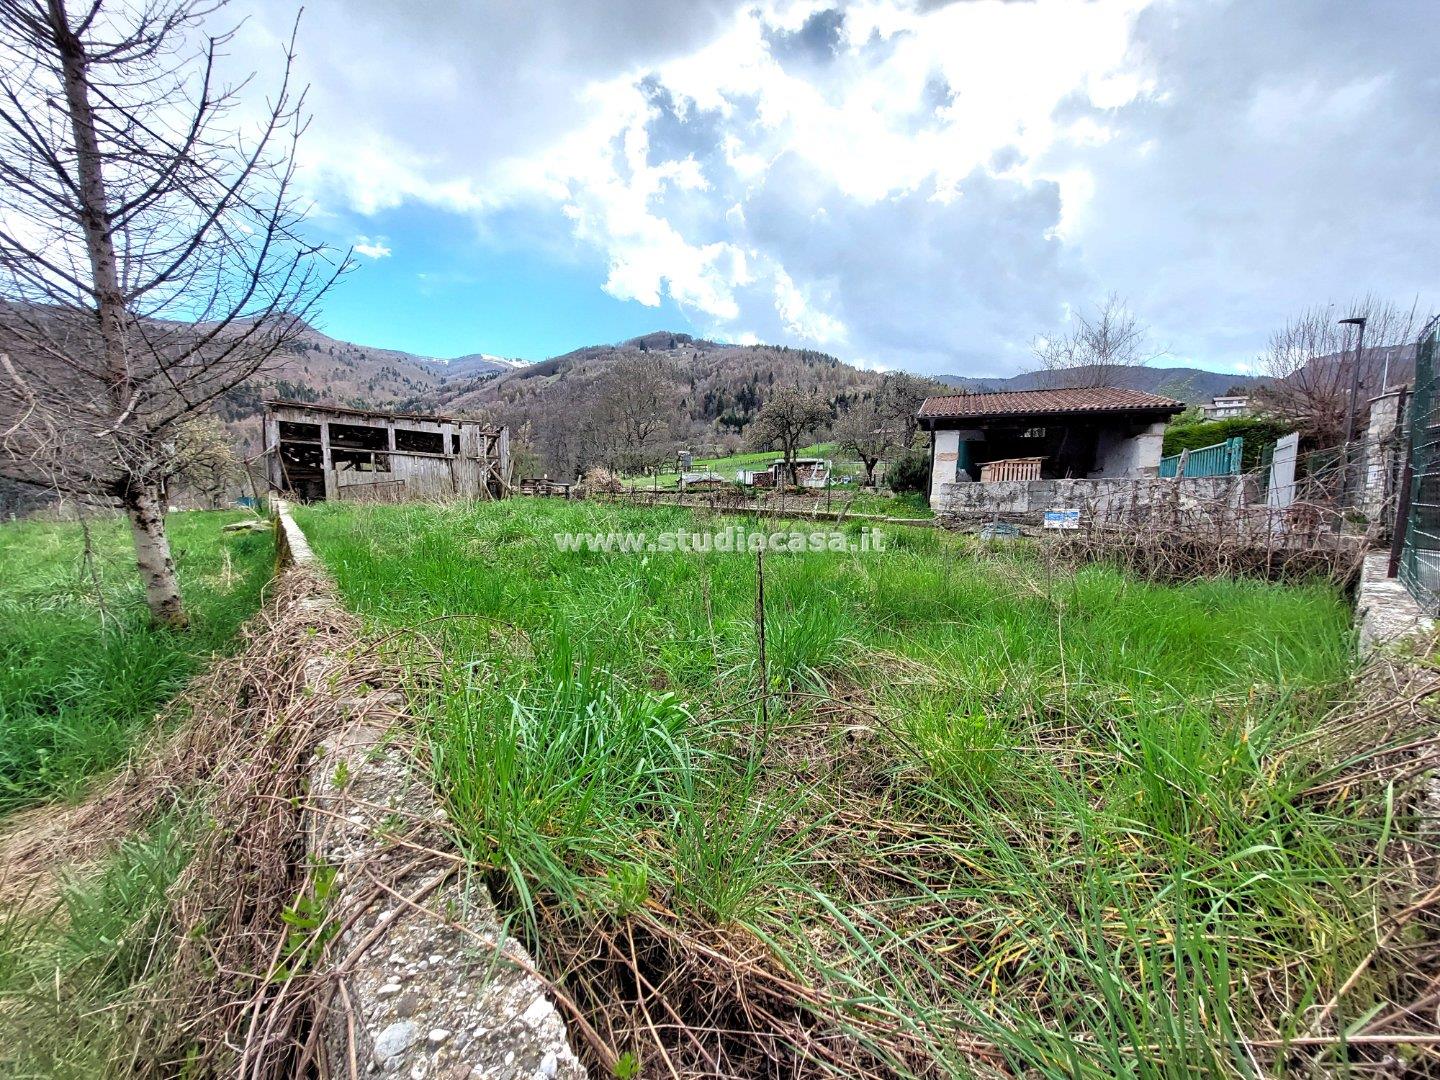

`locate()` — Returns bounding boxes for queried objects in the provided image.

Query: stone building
[919,386,1185,508]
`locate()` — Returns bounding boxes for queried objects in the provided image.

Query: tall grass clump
[429,635,704,914]
[292,499,1414,1078]
[0,512,271,811]
[0,819,189,1077]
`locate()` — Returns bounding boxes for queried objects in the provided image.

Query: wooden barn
[263,400,510,503]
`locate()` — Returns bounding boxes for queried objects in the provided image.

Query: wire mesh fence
[1399,318,1440,612]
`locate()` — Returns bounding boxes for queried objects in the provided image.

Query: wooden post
[320,421,336,501]
[754,543,768,734]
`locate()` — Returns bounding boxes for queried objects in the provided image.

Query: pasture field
[295,498,1398,1077]
[622,440,841,488]
[0,510,272,811]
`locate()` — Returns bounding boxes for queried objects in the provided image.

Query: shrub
[887,448,931,494]
[1162,416,1296,472]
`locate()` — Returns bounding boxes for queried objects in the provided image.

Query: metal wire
[1400,317,1440,612]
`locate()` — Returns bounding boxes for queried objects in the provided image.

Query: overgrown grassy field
[0,817,188,1077]
[0,511,271,811]
[298,499,1381,1077]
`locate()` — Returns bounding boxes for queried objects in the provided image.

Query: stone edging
[1357,551,1435,655]
[273,500,586,1079]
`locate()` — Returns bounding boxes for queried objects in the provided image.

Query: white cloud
[353,235,392,259]
[231,0,1440,375]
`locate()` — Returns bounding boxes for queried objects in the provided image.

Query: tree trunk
[124,482,187,628]
[50,1,188,629]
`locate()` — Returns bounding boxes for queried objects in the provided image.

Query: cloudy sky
[232,0,1439,377]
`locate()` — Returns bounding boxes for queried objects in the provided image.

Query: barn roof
[918,386,1185,423]
[263,398,497,428]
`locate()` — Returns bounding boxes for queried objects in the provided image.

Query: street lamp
[1340,315,1368,447]
[1339,315,1368,509]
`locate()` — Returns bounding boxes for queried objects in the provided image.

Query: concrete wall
[933,475,1250,528]
[931,428,961,496]
[274,502,586,1079]
[1092,420,1167,479]
[1357,550,1434,654]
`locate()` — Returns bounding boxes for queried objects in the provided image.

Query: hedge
[1161,416,1296,472]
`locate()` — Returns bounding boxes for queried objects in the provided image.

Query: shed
[738,457,831,488]
[918,386,1184,504]
[263,400,510,502]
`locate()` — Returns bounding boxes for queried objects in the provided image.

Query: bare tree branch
[1031,292,1164,389]
[1253,295,1421,446]
[0,0,347,624]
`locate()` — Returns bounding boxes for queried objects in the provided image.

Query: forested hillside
[427,332,906,477]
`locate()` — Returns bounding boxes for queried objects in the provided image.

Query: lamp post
[1340,316,1368,508]
[1340,316,1368,447]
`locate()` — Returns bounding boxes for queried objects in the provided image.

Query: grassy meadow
[296,498,1381,1077]
[0,510,272,811]
[623,440,843,488]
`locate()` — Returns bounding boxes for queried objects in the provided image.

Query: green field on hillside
[622,440,840,488]
[297,499,1381,1077]
[0,511,271,811]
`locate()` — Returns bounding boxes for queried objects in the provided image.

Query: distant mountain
[444,352,529,376]
[428,332,889,474]
[936,365,1262,404]
[202,324,1260,463]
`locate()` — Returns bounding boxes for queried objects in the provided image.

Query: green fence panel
[1400,319,1440,613]
[1158,437,1243,478]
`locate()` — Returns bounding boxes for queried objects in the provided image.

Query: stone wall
[1357,551,1434,654]
[274,501,586,1079]
[932,475,1252,529]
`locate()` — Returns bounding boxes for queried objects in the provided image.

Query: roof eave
[919,404,1185,428]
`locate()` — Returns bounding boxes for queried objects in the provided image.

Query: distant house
[918,386,1185,505]
[264,399,509,502]
[1202,395,1250,419]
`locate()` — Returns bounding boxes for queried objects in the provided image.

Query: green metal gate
[1399,317,1440,612]
[1158,437,1243,479]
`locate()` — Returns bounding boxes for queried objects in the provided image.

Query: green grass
[297,498,1379,1076]
[0,818,189,1078]
[0,511,271,811]
[624,440,837,488]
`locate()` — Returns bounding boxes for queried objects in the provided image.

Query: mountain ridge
[936,365,1259,402]
[216,325,1261,462]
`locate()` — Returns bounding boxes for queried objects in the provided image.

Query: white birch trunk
[124,483,187,628]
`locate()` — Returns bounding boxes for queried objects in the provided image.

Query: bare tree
[834,398,892,486]
[1031,293,1163,388]
[594,350,680,468]
[0,0,342,625]
[1253,296,1422,446]
[873,371,939,450]
[169,415,239,508]
[751,385,830,485]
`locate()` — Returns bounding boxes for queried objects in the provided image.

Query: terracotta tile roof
[918,385,1185,421]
